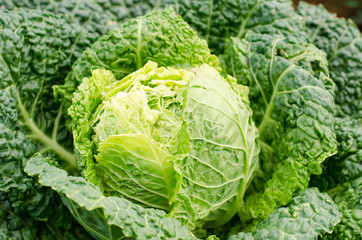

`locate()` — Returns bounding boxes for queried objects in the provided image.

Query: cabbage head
[69,61,259,230]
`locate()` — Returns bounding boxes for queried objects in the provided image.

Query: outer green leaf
[221,35,337,226]
[0,0,156,38]
[324,177,362,240]
[243,33,330,79]
[24,154,198,240]
[55,7,219,109]
[297,2,362,118]
[0,89,89,239]
[2,0,307,55]
[333,119,362,182]
[169,65,259,230]
[229,188,341,240]
[311,118,362,191]
[0,95,85,237]
[310,118,362,240]
[229,232,254,240]
[160,0,307,53]
[0,190,48,240]
[0,8,97,237]
[0,87,65,222]
[0,8,97,169]
[0,191,91,240]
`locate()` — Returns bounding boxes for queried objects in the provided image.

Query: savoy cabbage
[69,60,259,231]
[0,0,360,239]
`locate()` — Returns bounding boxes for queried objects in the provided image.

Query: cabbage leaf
[0,9,97,237]
[221,34,337,227]
[297,2,362,118]
[310,118,362,239]
[228,188,341,240]
[55,7,219,109]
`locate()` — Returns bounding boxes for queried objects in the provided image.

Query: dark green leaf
[297,2,362,118]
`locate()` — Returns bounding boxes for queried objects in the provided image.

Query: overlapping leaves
[297,2,362,118]
[222,34,337,227]
[0,8,97,238]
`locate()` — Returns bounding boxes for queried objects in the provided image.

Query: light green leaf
[170,65,259,230]
[69,69,117,185]
[96,133,177,211]
[69,62,191,188]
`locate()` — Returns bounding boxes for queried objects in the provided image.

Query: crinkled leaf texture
[221,34,337,227]
[69,61,259,231]
[71,63,188,210]
[332,118,362,183]
[324,177,362,240]
[1,0,307,55]
[68,62,187,188]
[228,188,341,240]
[169,64,259,229]
[310,118,362,240]
[0,190,52,239]
[25,154,198,240]
[159,0,306,54]
[297,2,362,118]
[55,7,219,110]
[0,8,97,236]
[0,191,91,240]
[0,0,156,39]
[0,87,82,235]
[311,118,362,191]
